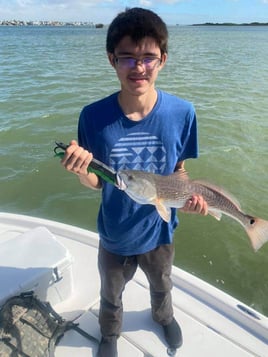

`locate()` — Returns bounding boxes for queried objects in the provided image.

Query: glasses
[114,56,161,70]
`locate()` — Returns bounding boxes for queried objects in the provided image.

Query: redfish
[117,170,268,252]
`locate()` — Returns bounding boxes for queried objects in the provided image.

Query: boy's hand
[180,195,208,216]
[61,140,93,177]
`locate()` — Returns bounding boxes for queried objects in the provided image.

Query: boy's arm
[174,161,186,173]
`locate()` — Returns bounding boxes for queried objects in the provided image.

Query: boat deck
[0,213,267,357]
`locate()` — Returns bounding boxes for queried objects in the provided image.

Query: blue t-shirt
[78,89,198,255]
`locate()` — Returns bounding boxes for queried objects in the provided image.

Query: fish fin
[208,209,222,221]
[154,199,171,222]
[193,179,241,210]
[246,217,268,252]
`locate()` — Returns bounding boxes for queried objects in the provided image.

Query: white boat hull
[0,212,267,357]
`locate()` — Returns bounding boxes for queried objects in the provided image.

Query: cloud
[0,0,123,22]
[139,0,185,4]
[139,0,153,6]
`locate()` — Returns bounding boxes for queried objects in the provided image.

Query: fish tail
[246,217,268,252]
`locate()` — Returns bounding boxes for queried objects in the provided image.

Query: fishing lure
[54,141,117,185]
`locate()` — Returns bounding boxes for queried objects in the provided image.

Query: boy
[62,7,207,357]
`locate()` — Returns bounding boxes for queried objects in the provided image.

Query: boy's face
[108,36,167,97]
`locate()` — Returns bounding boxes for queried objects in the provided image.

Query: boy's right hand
[61,140,93,177]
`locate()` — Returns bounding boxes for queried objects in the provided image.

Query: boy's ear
[107,53,115,67]
[159,53,167,69]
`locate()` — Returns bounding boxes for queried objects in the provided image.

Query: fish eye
[128,175,134,181]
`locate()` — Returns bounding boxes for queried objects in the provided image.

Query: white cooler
[0,226,74,306]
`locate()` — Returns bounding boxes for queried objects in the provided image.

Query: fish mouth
[115,173,127,190]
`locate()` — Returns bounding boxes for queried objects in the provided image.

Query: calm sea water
[1,25,268,315]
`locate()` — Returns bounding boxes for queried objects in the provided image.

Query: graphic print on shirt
[109,132,166,174]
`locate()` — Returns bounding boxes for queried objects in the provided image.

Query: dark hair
[106,7,168,55]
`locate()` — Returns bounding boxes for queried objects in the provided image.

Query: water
[1,25,268,315]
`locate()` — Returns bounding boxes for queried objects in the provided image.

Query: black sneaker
[97,336,118,357]
[162,318,183,349]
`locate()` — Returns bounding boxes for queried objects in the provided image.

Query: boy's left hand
[180,195,208,216]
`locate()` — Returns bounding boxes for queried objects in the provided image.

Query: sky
[0,0,267,25]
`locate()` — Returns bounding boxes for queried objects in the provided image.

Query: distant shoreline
[0,20,104,27]
[191,22,268,26]
[1,20,268,27]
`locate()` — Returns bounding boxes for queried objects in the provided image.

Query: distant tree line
[192,22,268,26]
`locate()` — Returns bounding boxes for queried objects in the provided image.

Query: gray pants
[98,242,175,338]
